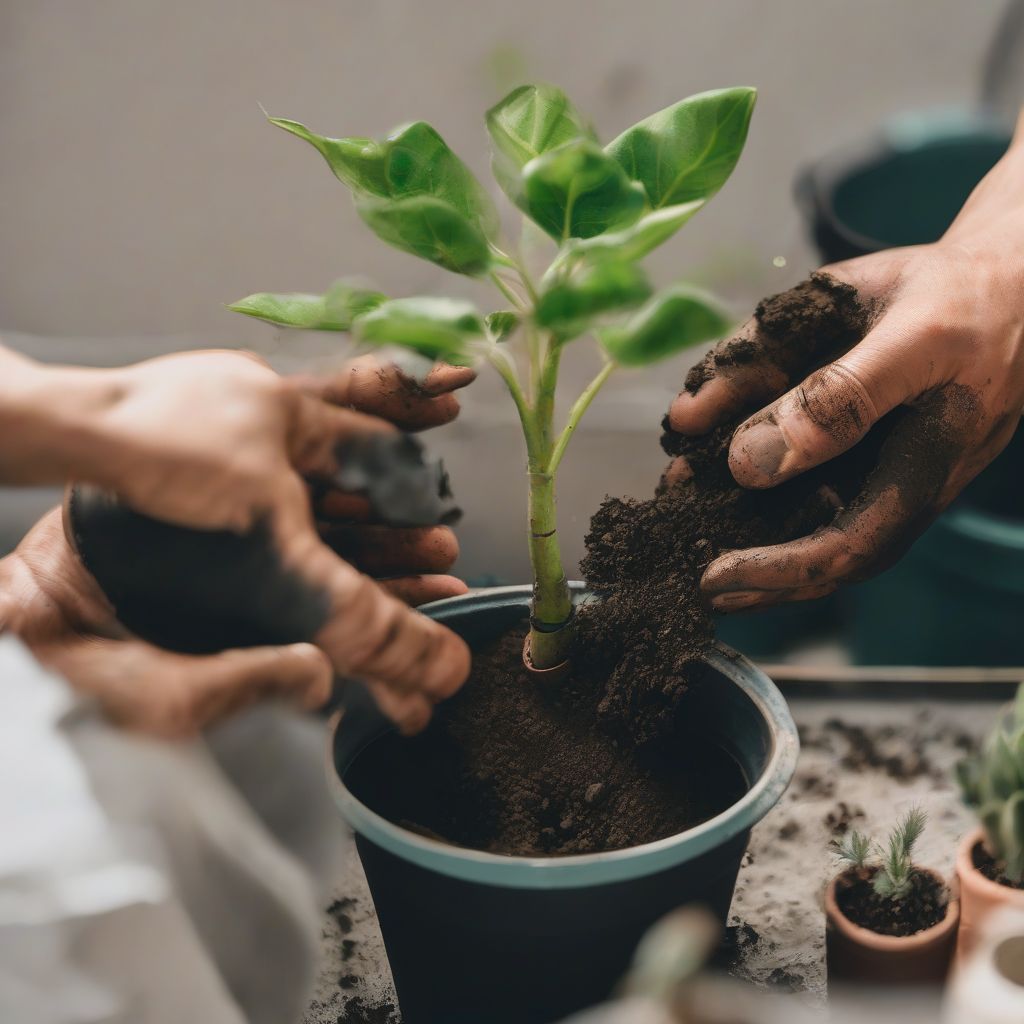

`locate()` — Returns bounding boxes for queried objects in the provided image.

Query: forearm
[945,110,1024,239]
[0,344,125,486]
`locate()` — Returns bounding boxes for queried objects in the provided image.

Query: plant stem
[488,270,526,311]
[546,360,615,475]
[525,339,574,668]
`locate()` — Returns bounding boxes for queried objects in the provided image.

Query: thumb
[728,319,920,489]
[49,634,333,738]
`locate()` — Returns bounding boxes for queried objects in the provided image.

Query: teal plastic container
[328,585,798,1022]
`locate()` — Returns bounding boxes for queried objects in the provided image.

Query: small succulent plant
[956,683,1024,883]
[833,807,928,901]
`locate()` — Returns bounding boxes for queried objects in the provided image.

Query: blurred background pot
[792,108,1022,667]
[328,586,798,1024]
[825,868,959,984]
[955,826,1024,961]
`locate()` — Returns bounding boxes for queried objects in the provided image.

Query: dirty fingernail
[732,420,790,482]
[710,590,765,611]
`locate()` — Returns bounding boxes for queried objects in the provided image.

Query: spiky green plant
[833,808,928,901]
[229,84,755,669]
[833,827,871,871]
[956,683,1024,883]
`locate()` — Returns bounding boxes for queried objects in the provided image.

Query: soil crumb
[834,866,948,936]
[335,996,400,1024]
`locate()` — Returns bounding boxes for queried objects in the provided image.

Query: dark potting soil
[834,867,949,937]
[346,628,746,854]
[353,273,964,858]
[972,839,1024,890]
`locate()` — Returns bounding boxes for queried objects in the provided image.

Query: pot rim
[956,825,1024,903]
[825,867,961,951]
[325,584,799,890]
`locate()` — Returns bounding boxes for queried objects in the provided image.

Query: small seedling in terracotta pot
[825,808,959,984]
[955,683,1024,959]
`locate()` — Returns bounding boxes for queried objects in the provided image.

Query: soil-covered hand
[300,355,474,608]
[0,509,334,738]
[19,349,475,733]
[667,124,1024,610]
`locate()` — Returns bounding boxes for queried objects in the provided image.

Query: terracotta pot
[956,826,1024,962]
[825,868,959,984]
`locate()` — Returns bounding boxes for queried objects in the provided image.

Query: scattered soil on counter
[834,866,949,936]
[972,840,1024,890]
[335,997,400,1024]
[825,802,866,836]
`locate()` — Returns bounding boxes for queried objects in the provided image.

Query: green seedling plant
[230,84,756,669]
[957,683,1024,883]
[833,807,928,901]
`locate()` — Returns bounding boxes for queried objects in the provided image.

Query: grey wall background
[0,0,1011,580]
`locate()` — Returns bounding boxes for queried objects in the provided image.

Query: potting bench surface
[303,690,1010,1024]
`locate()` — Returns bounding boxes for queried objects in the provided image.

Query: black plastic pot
[328,585,798,1023]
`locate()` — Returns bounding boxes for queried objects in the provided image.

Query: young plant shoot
[957,683,1024,883]
[833,808,928,901]
[230,84,755,669]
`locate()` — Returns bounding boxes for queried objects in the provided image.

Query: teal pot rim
[326,584,799,890]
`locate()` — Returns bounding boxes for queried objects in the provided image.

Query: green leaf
[956,758,983,807]
[1000,792,1024,883]
[606,87,756,208]
[356,195,492,276]
[600,285,732,366]
[990,731,1022,799]
[227,281,386,330]
[353,297,483,364]
[485,310,520,342]
[486,84,595,206]
[266,117,390,194]
[980,800,1006,858]
[535,261,651,337]
[269,117,497,232]
[568,201,705,262]
[522,139,646,241]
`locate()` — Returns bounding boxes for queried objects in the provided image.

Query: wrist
[0,357,129,486]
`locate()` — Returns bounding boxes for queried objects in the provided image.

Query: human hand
[79,350,474,731]
[0,509,334,738]
[667,130,1024,610]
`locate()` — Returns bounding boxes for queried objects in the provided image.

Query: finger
[701,385,982,607]
[320,524,460,575]
[49,636,332,739]
[727,317,922,489]
[268,483,470,710]
[294,357,474,431]
[287,394,396,479]
[669,319,792,435]
[669,266,896,437]
[314,490,374,522]
[364,680,434,736]
[419,363,477,397]
[378,574,468,606]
